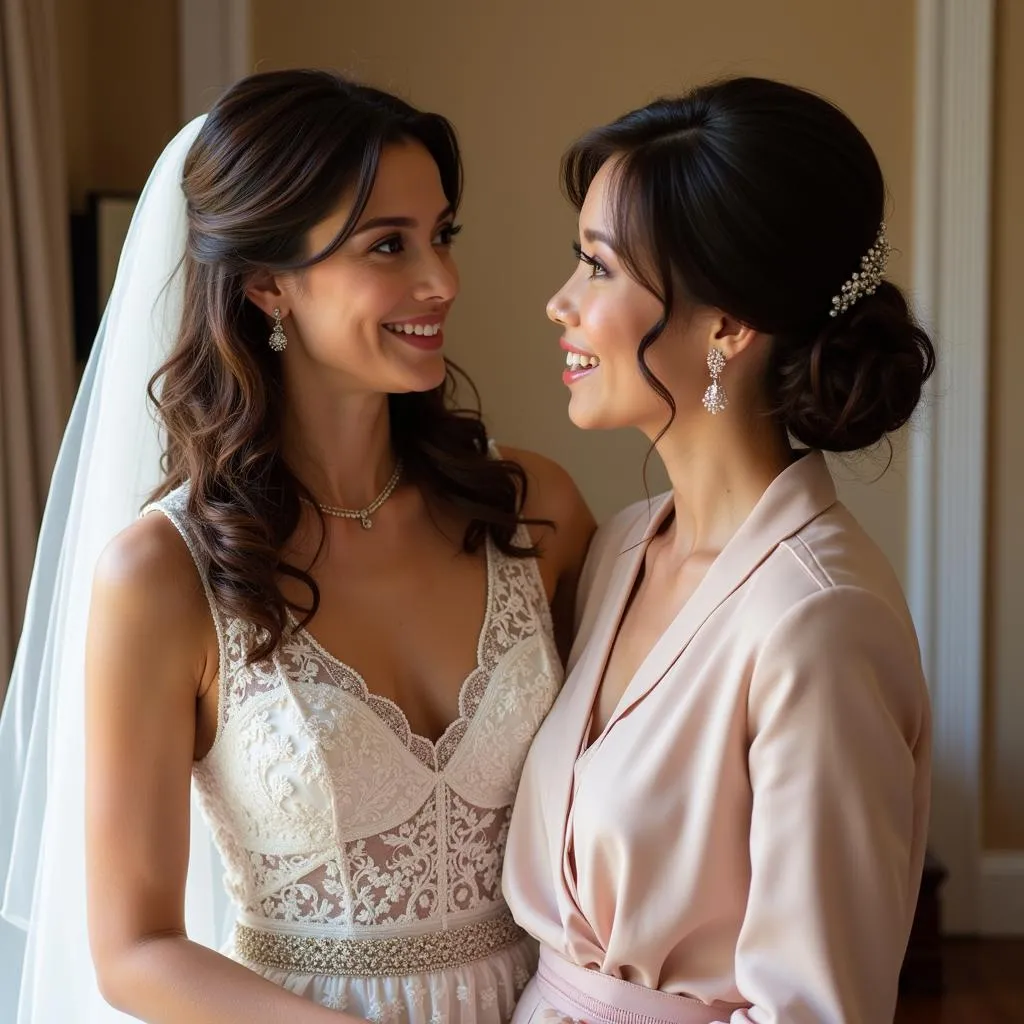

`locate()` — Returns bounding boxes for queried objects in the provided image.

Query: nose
[546,283,578,327]
[413,247,459,304]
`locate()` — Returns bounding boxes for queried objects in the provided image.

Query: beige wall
[57,0,179,210]
[985,0,1024,851]
[49,0,1024,888]
[250,0,916,574]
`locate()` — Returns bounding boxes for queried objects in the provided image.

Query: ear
[244,268,286,319]
[708,312,762,360]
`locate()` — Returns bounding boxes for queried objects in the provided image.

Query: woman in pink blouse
[502,77,933,1024]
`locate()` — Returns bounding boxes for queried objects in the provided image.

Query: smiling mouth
[564,350,600,370]
[562,348,600,387]
[383,322,442,337]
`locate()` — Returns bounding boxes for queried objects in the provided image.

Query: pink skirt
[511,947,747,1024]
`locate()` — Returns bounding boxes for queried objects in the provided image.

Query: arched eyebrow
[352,205,455,236]
[582,228,616,248]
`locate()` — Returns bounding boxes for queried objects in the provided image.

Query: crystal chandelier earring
[702,348,727,415]
[269,307,288,352]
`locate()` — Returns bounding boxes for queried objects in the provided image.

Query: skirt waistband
[535,947,747,1024]
[234,909,526,977]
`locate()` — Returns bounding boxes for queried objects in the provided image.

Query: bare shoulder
[500,447,595,660]
[95,513,203,608]
[90,512,214,678]
[500,445,594,537]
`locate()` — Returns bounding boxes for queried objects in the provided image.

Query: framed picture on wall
[70,191,138,365]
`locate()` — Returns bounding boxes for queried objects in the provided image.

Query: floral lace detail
[253,852,353,922]
[322,989,348,1011]
[369,997,406,1022]
[444,635,561,809]
[513,964,532,993]
[347,795,441,925]
[435,528,553,771]
[153,485,561,942]
[447,794,511,914]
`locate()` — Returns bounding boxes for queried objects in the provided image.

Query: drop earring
[702,348,727,414]
[269,307,288,352]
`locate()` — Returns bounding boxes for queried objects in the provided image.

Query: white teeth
[565,351,599,370]
[384,323,441,337]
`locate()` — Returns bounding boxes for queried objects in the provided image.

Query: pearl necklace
[301,459,403,530]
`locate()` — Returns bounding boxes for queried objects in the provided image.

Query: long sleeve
[723,585,930,1024]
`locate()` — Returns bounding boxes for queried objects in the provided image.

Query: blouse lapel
[553,498,669,905]
[589,451,838,750]
[564,496,672,753]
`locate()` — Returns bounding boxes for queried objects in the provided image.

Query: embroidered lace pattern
[150,485,561,944]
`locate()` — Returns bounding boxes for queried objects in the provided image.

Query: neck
[653,409,793,561]
[281,384,396,509]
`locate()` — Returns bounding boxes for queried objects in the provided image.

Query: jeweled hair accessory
[829,223,890,318]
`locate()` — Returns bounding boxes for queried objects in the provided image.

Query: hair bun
[772,281,936,452]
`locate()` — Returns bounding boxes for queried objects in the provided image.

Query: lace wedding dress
[147,484,562,1023]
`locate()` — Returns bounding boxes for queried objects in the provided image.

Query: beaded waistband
[234,909,527,977]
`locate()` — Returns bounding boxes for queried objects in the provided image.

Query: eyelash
[572,241,608,279]
[438,222,463,246]
[371,223,463,256]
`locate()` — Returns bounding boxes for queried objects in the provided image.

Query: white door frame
[906,0,996,935]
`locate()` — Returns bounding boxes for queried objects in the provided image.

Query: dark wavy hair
[149,69,539,661]
[562,76,936,453]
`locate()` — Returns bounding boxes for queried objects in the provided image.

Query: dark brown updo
[561,76,935,451]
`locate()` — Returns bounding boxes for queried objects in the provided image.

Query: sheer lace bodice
[147,484,562,1019]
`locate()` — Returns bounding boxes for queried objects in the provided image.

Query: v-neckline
[579,496,674,756]
[285,536,496,760]
[575,451,839,763]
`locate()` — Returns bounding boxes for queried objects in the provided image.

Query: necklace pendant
[360,514,373,530]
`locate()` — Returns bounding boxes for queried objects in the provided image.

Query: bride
[0,68,592,1023]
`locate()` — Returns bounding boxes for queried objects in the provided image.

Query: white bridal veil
[0,115,233,1023]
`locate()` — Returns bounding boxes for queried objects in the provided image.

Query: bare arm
[502,447,596,663]
[85,513,358,1024]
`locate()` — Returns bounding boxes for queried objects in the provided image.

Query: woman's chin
[567,397,606,431]
[391,358,448,395]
